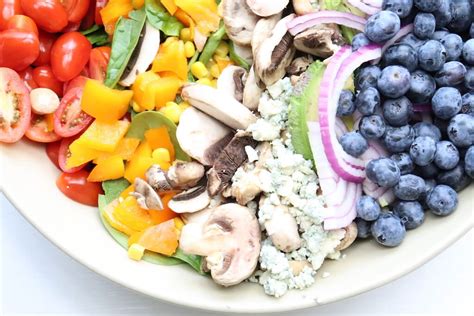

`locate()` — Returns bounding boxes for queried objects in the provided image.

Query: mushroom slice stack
[246,0,289,17]
[179,203,261,286]
[251,14,281,58]
[217,66,247,103]
[131,178,164,210]
[293,24,345,58]
[221,0,259,46]
[146,161,205,191]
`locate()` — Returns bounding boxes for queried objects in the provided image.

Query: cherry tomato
[25,113,61,143]
[62,21,80,32]
[62,0,90,23]
[58,135,85,173]
[18,66,38,91]
[89,46,110,82]
[33,31,56,66]
[0,29,39,71]
[0,0,23,30]
[56,169,103,206]
[33,65,64,96]
[80,0,96,30]
[95,0,107,25]
[46,140,61,169]
[20,0,68,33]
[63,75,88,94]
[0,67,31,143]
[53,87,93,137]
[6,14,37,35]
[50,32,92,82]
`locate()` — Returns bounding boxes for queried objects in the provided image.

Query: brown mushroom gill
[293,24,345,58]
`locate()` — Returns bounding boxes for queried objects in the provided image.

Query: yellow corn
[196,78,213,87]
[128,243,145,261]
[160,102,182,123]
[174,217,185,230]
[180,28,193,42]
[191,61,209,79]
[184,41,196,58]
[178,101,190,111]
[210,63,220,78]
[132,102,142,113]
[215,41,229,58]
[152,148,171,162]
[211,79,218,88]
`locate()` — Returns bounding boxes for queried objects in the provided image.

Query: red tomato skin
[63,75,87,94]
[6,14,38,35]
[25,113,62,143]
[62,21,80,32]
[0,0,23,30]
[62,0,90,23]
[56,170,103,206]
[0,29,39,71]
[89,46,111,82]
[46,140,61,169]
[53,87,93,137]
[18,66,38,91]
[80,0,96,30]
[20,0,68,33]
[94,0,107,25]
[50,32,92,82]
[58,136,85,173]
[33,31,56,66]
[32,65,64,96]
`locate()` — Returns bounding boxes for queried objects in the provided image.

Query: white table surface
[1,193,473,315]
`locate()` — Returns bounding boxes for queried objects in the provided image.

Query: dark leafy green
[126,111,190,161]
[81,25,110,46]
[102,178,130,204]
[228,41,250,71]
[198,22,226,64]
[104,9,147,88]
[145,0,183,36]
[81,24,100,35]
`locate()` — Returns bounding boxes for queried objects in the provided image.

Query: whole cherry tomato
[0,0,23,30]
[62,21,80,32]
[95,0,107,25]
[58,136,86,173]
[46,140,61,169]
[17,66,38,91]
[5,14,37,35]
[50,32,92,82]
[80,0,96,30]
[62,0,90,23]
[0,29,39,71]
[56,169,103,206]
[33,31,56,66]
[20,0,68,33]
[33,65,63,96]
[89,46,111,82]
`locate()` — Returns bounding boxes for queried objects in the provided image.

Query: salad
[1,0,473,297]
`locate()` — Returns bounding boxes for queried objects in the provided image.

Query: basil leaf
[172,248,206,275]
[87,32,110,46]
[104,9,147,88]
[228,41,250,71]
[198,22,226,64]
[102,178,130,204]
[126,111,190,161]
[145,0,183,37]
[81,24,100,35]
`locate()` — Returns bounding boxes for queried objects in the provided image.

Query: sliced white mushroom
[179,203,261,286]
[145,164,173,191]
[146,161,205,191]
[181,84,257,130]
[130,178,164,210]
[217,66,247,103]
[222,0,260,46]
[119,22,161,87]
[233,43,254,64]
[242,66,263,110]
[251,13,281,57]
[264,205,302,252]
[335,222,358,251]
[176,107,233,166]
[286,55,314,76]
[292,0,320,15]
[181,207,215,224]
[168,184,211,213]
[246,0,289,17]
[293,24,345,58]
[30,88,60,115]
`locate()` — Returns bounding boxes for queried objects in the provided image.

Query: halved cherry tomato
[46,140,61,169]
[18,66,38,91]
[95,0,108,25]
[50,32,92,82]
[0,29,39,71]
[0,0,23,30]
[33,31,56,66]
[64,75,88,94]
[0,67,31,143]
[89,46,111,82]
[25,113,61,143]
[80,0,96,30]
[58,135,85,173]
[56,169,103,206]
[32,65,64,96]
[53,87,93,137]
[6,14,37,35]
[61,0,90,23]
[20,0,68,33]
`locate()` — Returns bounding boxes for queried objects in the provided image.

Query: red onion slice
[347,0,380,15]
[324,183,362,230]
[287,11,367,35]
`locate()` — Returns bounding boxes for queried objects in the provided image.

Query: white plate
[1,140,473,313]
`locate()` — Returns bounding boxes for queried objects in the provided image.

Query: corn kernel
[196,78,213,87]
[211,79,218,88]
[178,101,190,111]
[128,243,145,261]
[160,102,182,123]
[180,28,193,42]
[210,63,220,78]
[184,41,196,58]
[174,217,185,230]
[152,148,171,162]
[191,62,209,79]
[132,102,142,113]
[215,41,229,58]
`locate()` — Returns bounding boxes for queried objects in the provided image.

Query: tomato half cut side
[53,87,93,137]
[58,135,85,173]
[56,169,103,206]
[46,140,61,169]
[25,113,62,143]
[0,67,31,143]
[63,75,88,94]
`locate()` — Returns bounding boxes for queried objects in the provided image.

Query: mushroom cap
[222,0,259,46]
[246,0,289,17]
[131,178,163,210]
[168,184,211,213]
[335,222,358,251]
[167,161,205,189]
[179,203,261,286]
[242,66,263,110]
[217,66,247,103]
[264,205,302,252]
[293,24,345,58]
[251,14,281,57]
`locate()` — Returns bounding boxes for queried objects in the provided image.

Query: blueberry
[436,162,472,191]
[440,34,463,61]
[419,178,437,208]
[400,33,426,50]
[359,114,386,139]
[427,184,458,216]
[447,114,474,147]
[356,195,381,221]
[433,116,449,138]
[406,70,436,103]
[430,30,449,41]
[366,158,401,187]
[434,61,467,87]
[416,162,439,179]
[410,136,437,166]
[462,39,474,65]
[470,23,474,38]
[371,213,406,247]
[465,67,474,90]
[355,87,380,115]
[461,93,474,116]
[447,0,472,33]
[413,122,442,141]
[432,87,462,120]
[355,218,372,239]
[394,174,425,200]
[382,0,413,18]
[383,125,415,153]
[418,40,447,72]
[414,13,436,39]
[365,11,401,43]
[377,65,411,98]
[382,43,418,72]
[465,146,474,178]
[414,0,440,12]
[393,201,425,229]
[382,96,413,127]
[432,0,452,28]
[434,141,460,170]
[356,66,381,90]
[352,33,370,51]
[340,131,368,157]
[391,153,414,175]
[337,90,356,117]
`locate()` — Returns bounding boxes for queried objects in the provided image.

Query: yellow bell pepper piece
[132,71,161,110]
[81,79,133,123]
[120,183,135,199]
[128,219,179,256]
[103,199,138,236]
[131,0,145,9]
[45,113,55,131]
[152,39,187,80]
[144,126,175,160]
[128,243,145,261]
[76,120,130,152]
[114,196,155,232]
[153,77,182,109]
[66,140,101,169]
[88,155,125,182]
[93,138,141,164]
[100,0,134,35]
[134,140,153,157]
[124,156,154,182]
[214,54,234,72]
[175,0,219,35]
[160,0,177,14]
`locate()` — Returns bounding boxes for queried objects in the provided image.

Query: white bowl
[1,140,473,313]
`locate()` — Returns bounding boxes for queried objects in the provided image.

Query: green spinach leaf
[198,22,226,64]
[104,9,147,88]
[228,41,250,71]
[81,24,100,35]
[102,178,130,204]
[145,0,183,37]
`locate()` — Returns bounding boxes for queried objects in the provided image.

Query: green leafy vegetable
[102,178,130,204]
[198,22,226,64]
[81,25,110,46]
[323,0,356,43]
[81,24,101,35]
[145,0,183,36]
[228,41,250,71]
[126,111,190,161]
[104,9,147,88]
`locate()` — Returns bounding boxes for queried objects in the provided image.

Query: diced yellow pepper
[150,76,182,109]
[128,243,145,261]
[93,138,141,164]
[134,140,153,158]
[103,199,138,236]
[209,63,220,78]
[120,183,135,199]
[175,0,220,36]
[191,61,209,79]
[152,39,188,80]
[152,148,171,162]
[159,102,183,123]
[196,78,212,86]
[144,127,175,160]
[132,71,161,109]
[81,79,133,123]
[76,120,130,152]
[66,140,101,169]
[211,79,218,88]
[100,0,134,35]
[124,156,154,182]
[113,196,155,232]
[215,41,229,58]
[160,0,177,14]
[88,155,125,182]
[214,54,234,72]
